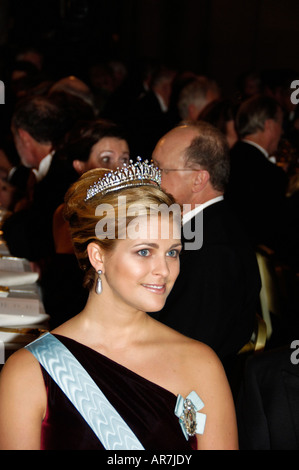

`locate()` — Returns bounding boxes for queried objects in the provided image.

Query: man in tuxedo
[225,94,288,251]
[151,122,261,364]
[2,95,78,262]
[126,65,177,159]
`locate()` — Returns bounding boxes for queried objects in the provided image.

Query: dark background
[1,0,298,97]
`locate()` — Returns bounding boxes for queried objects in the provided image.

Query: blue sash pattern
[25,333,144,450]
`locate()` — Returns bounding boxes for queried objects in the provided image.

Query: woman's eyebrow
[133,242,159,248]
[132,242,182,249]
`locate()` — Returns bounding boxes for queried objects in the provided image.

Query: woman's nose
[152,255,170,278]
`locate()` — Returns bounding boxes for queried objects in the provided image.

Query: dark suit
[126,91,176,159]
[151,200,261,361]
[2,154,77,262]
[225,140,288,251]
[237,345,299,449]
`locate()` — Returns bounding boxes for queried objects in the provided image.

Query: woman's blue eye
[137,249,150,257]
[167,249,178,258]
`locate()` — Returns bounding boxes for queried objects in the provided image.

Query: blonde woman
[0,161,238,450]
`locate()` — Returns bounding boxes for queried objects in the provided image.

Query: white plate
[0,311,49,327]
[0,270,39,286]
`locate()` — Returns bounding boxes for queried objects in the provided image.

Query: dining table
[0,222,49,372]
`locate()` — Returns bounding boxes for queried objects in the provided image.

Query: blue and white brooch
[175,391,206,440]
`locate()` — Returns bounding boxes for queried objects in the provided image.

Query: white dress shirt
[242,139,276,164]
[32,151,54,182]
[182,195,224,225]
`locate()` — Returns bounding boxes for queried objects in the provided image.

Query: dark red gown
[40,335,197,450]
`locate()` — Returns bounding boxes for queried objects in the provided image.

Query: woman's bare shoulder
[153,318,219,361]
[0,347,43,388]
[0,348,47,449]
[152,319,224,380]
[176,335,224,381]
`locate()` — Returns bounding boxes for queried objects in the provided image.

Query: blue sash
[25,332,144,450]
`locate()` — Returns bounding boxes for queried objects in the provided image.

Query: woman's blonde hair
[64,168,177,290]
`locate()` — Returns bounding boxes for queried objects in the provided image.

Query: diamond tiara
[85,157,161,201]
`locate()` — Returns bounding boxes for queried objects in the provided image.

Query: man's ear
[87,242,105,273]
[17,128,33,147]
[192,169,210,192]
[264,119,271,132]
[73,159,86,175]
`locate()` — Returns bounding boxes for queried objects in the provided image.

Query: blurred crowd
[0,38,299,449]
[0,45,298,327]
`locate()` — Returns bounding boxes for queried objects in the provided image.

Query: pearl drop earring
[95,270,102,295]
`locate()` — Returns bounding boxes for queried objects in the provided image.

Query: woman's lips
[142,283,166,294]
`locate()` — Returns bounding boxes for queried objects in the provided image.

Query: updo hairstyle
[63,168,177,291]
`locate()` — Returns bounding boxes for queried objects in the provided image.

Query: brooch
[174,391,206,440]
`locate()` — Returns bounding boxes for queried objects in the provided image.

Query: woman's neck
[54,291,151,352]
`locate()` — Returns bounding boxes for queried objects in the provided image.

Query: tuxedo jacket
[237,345,299,449]
[225,140,288,250]
[2,155,77,262]
[126,91,175,158]
[151,200,261,360]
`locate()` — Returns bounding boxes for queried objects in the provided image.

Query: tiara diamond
[85,157,161,201]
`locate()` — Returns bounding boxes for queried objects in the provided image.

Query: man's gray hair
[236,94,281,138]
[184,121,230,192]
[178,77,220,120]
